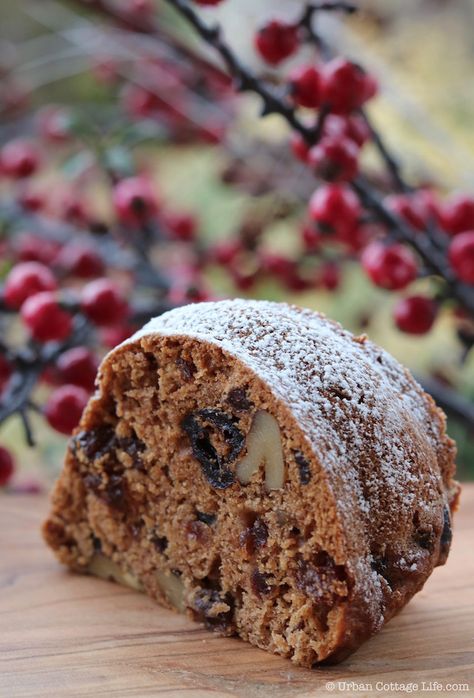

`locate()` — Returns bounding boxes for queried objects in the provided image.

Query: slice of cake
[43,300,459,666]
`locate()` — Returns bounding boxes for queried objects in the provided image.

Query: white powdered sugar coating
[120,299,449,625]
[129,300,444,512]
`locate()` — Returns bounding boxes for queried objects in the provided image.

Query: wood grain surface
[1,487,473,698]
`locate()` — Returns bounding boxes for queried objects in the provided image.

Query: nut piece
[87,554,143,592]
[236,410,285,491]
[156,570,186,612]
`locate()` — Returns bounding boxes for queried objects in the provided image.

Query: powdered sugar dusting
[130,300,444,513]
[122,299,450,627]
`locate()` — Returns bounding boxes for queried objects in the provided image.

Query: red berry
[308,184,361,234]
[81,279,128,326]
[101,323,137,348]
[308,136,359,182]
[231,269,257,292]
[448,231,474,284]
[113,176,159,225]
[57,191,89,224]
[168,284,211,305]
[386,194,426,231]
[10,477,42,495]
[185,285,211,303]
[44,384,89,435]
[321,58,374,114]
[37,106,72,143]
[163,212,197,241]
[340,223,372,252]
[289,65,322,109]
[0,354,12,394]
[442,194,474,235]
[1,139,40,178]
[17,188,45,212]
[254,20,299,65]
[261,254,308,291]
[361,241,418,290]
[283,271,310,292]
[0,446,15,487]
[21,292,73,342]
[320,261,341,291]
[415,189,445,227]
[192,0,224,5]
[40,366,59,387]
[121,83,161,119]
[260,253,295,279]
[57,347,99,392]
[212,240,242,265]
[14,233,60,265]
[126,0,153,17]
[196,121,225,145]
[3,261,57,309]
[394,295,437,334]
[301,223,321,251]
[324,114,371,147]
[56,243,105,278]
[361,72,378,101]
[290,132,310,163]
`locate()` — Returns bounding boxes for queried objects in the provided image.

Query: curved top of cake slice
[125,298,457,527]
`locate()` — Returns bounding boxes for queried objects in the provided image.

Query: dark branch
[357,110,408,193]
[161,0,317,141]
[162,0,474,318]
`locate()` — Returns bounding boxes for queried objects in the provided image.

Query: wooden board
[1,487,473,698]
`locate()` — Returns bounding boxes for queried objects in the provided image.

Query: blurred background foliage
[0,0,473,485]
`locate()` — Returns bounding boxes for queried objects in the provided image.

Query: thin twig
[19,410,36,447]
[357,110,408,193]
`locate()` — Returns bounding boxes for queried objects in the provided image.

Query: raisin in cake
[43,300,459,666]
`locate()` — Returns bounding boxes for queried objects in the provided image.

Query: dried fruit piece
[182,408,245,489]
[104,473,128,510]
[236,411,285,490]
[189,588,235,634]
[176,356,196,381]
[151,533,168,553]
[196,510,217,526]
[73,426,145,469]
[294,450,311,485]
[296,552,347,604]
[240,513,268,555]
[73,426,116,460]
[251,569,273,597]
[226,387,253,412]
[186,520,211,544]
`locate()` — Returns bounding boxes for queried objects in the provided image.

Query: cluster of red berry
[1,0,473,488]
[0,119,211,487]
[308,185,474,333]
[248,13,474,336]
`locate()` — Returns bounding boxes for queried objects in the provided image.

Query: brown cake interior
[44,335,356,666]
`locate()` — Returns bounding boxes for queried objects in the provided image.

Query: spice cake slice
[43,299,459,666]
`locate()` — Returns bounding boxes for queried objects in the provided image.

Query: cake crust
[43,300,459,666]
